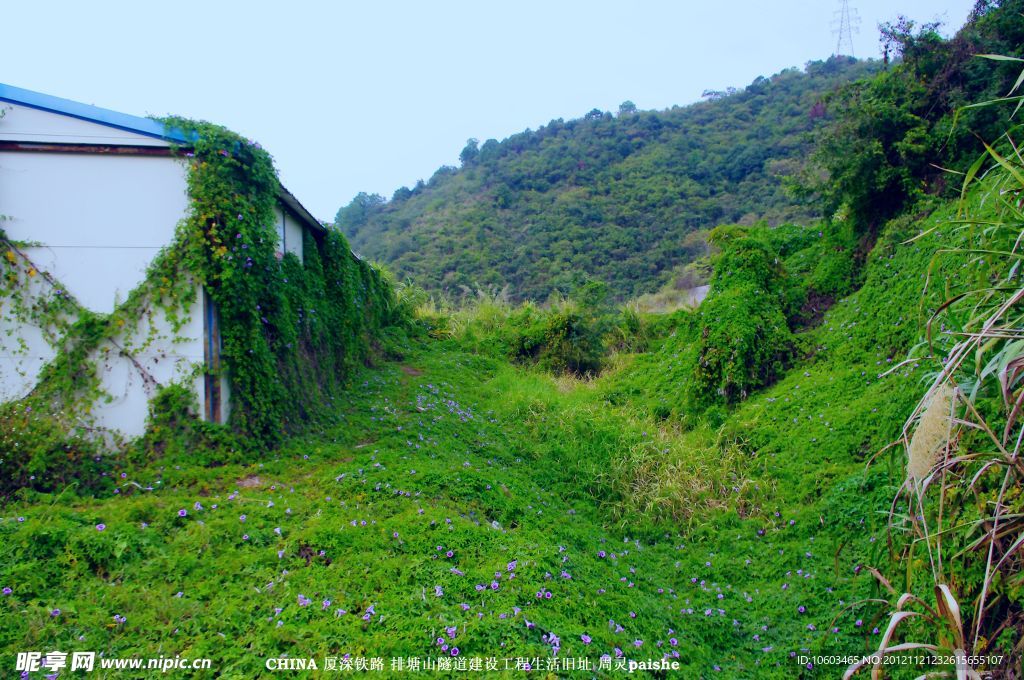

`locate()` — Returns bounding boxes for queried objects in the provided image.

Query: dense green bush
[128,384,245,468]
[531,308,605,376]
[0,403,110,498]
[691,283,793,404]
[688,226,798,406]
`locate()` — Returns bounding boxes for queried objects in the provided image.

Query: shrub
[129,383,246,468]
[690,283,793,405]
[688,226,796,406]
[0,402,111,498]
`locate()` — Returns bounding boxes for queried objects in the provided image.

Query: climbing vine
[160,117,398,444]
[0,117,399,496]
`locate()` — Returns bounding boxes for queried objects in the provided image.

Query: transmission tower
[831,0,861,57]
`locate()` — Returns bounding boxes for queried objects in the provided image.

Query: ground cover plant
[2,179,1016,676]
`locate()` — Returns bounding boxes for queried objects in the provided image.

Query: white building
[0,83,325,439]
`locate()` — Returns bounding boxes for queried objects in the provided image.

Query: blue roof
[0,82,191,143]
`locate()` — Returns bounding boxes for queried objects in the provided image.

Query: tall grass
[849,59,1024,678]
[409,286,655,377]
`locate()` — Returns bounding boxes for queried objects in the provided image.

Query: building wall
[0,151,190,313]
[0,108,213,438]
[0,103,313,440]
[88,286,210,439]
[0,262,61,402]
[277,205,305,262]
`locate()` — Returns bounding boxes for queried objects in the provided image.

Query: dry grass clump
[906,383,955,483]
[608,426,765,528]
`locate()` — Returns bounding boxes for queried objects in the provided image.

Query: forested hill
[336,57,880,301]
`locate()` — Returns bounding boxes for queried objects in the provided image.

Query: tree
[459,138,479,166]
[617,100,637,116]
[335,192,385,236]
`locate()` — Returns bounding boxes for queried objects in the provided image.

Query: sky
[3,0,978,221]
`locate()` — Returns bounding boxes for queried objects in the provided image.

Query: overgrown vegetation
[846,59,1024,677]
[805,0,1024,232]
[0,119,399,497]
[3,1,1024,677]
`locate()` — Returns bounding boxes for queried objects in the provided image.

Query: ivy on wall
[0,117,399,496]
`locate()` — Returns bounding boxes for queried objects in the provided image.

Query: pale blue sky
[4,0,976,220]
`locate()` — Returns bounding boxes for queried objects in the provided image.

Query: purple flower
[450,648,459,657]
[2,587,11,595]
[50,608,61,617]
[581,634,592,645]
[95,523,106,532]
[798,605,806,614]
[178,509,187,517]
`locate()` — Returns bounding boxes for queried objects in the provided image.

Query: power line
[831,0,861,57]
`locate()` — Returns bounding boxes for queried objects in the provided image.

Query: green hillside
[337,57,879,301]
